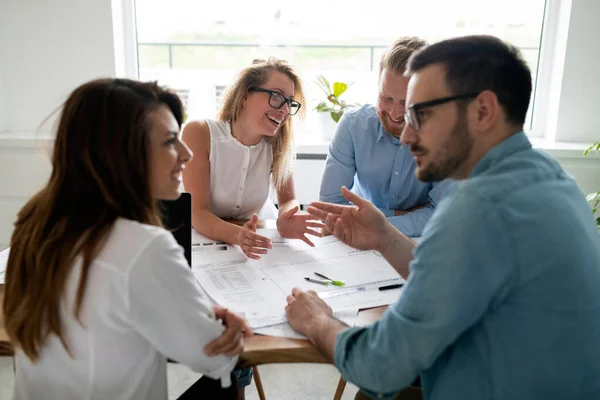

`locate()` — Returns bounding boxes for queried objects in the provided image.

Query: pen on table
[313,272,345,286]
[378,283,404,291]
[304,277,330,286]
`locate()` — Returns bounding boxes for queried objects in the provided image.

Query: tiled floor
[0,357,360,400]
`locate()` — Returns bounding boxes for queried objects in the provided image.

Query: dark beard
[417,112,473,182]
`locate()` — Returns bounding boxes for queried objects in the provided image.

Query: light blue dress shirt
[334,132,600,400]
[319,105,452,237]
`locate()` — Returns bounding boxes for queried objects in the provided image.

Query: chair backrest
[158,192,192,267]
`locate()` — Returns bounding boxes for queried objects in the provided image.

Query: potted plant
[314,75,359,140]
[584,141,600,229]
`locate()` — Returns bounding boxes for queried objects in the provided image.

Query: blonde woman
[183,58,325,260]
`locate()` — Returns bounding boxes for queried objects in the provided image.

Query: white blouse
[205,119,273,219]
[13,219,237,400]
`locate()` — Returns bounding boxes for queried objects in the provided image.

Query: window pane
[135,0,546,129]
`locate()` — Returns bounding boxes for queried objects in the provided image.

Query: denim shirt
[319,104,453,236]
[334,132,600,400]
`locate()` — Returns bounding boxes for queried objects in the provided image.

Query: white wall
[0,0,599,248]
[0,0,119,248]
[554,0,600,142]
[0,74,7,133]
[0,0,117,135]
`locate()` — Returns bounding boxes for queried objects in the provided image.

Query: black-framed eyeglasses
[248,87,302,115]
[404,92,480,131]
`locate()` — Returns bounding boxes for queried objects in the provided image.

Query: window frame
[121,0,562,140]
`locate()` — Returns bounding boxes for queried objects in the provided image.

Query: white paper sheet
[192,229,405,328]
[253,309,360,339]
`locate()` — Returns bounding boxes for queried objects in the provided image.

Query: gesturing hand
[237,214,272,260]
[306,186,390,251]
[276,205,327,247]
[204,305,252,357]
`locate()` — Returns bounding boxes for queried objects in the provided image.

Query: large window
[135,0,547,136]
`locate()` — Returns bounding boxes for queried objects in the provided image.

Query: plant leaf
[586,192,600,203]
[333,82,348,98]
[331,110,344,123]
[315,102,331,112]
[585,141,600,155]
[315,75,332,97]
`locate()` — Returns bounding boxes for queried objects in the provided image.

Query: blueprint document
[192,229,405,329]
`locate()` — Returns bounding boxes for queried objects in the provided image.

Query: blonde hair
[218,57,306,189]
[379,36,428,76]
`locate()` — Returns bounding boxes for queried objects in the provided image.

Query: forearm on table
[307,316,349,362]
[377,224,415,279]
[192,210,242,245]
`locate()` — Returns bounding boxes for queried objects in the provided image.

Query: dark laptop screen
[158,192,192,267]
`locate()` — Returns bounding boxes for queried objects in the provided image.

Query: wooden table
[0,221,388,367]
[237,306,386,368]
[0,285,386,363]
[0,234,388,400]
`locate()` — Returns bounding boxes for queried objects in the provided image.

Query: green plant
[314,75,359,123]
[584,141,600,229]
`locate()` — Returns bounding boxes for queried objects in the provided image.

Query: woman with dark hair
[3,78,250,399]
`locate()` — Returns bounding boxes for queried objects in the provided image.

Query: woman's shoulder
[182,118,210,138]
[182,119,213,153]
[99,220,175,266]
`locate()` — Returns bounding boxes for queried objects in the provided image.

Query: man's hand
[204,305,253,357]
[306,187,392,251]
[276,205,327,247]
[285,288,334,337]
[237,214,272,260]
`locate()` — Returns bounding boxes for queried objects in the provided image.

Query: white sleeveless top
[206,119,273,219]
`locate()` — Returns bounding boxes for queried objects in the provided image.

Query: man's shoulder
[465,147,570,203]
[337,104,381,140]
[341,104,379,127]
[434,147,583,232]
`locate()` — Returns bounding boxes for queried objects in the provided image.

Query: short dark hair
[406,35,532,126]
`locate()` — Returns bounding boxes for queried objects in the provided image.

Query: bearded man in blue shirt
[319,37,453,237]
[287,35,600,400]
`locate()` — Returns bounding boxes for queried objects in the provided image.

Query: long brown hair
[3,78,185,362]
[218,57,306,189]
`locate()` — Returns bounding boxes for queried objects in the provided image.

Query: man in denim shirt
[286,36,600,400]
[320,37,452,237]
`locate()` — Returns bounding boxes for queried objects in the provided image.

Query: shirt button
[239,187,243,191]
[394,171,399,175]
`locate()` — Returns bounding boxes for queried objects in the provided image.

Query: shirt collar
[470,131,531,177]
[376,122,400,145]
[376,122,386,143]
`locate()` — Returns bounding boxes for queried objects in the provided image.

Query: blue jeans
[233,367,252,388]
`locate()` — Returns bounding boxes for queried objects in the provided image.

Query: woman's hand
[204,305,252,357]
[237,214,272,260]
[276,206,327,247]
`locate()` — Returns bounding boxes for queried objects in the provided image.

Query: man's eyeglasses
[404,92,480,131]
[248,87,302,116]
